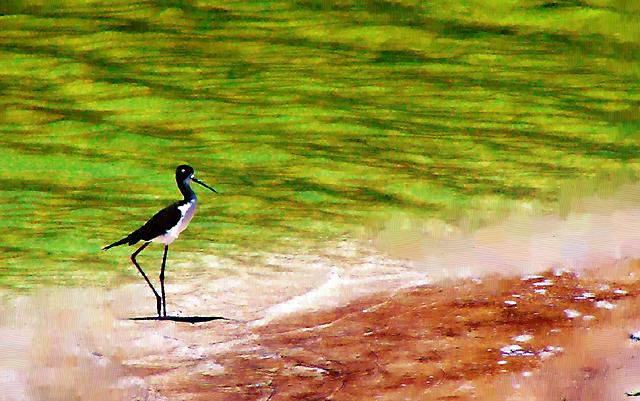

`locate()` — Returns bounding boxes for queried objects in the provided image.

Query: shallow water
[1,0,639,288]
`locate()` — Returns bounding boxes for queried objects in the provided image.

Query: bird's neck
[177,179,197,202]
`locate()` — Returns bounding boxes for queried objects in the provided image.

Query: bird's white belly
[153,200,197,245]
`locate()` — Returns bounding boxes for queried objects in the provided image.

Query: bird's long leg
[130,242,162,317]
[160,245,169,317]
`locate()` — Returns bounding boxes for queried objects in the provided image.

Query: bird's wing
[128,202,183,243]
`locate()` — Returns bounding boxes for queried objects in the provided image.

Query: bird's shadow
[129,315,230,324]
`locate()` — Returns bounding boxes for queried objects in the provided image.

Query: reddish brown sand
[127,262,640,401]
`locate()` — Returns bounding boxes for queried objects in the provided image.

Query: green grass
[0,0,639,288]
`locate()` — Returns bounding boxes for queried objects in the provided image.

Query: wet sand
[132,265,640,401]
[3,254,640,401]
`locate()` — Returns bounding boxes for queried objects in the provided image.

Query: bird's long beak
[192,176,217,193]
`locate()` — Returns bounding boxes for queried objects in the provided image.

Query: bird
[103,164,217,318]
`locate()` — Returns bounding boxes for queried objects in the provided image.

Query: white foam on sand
[252,265,427,326]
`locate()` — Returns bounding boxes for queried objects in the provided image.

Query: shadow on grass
[129,315,230,324]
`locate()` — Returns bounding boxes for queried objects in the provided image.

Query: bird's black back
[103,201,186,250]
[128,201,186,243]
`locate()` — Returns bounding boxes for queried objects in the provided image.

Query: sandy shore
[3,254,640,401]
[131,266,640,401]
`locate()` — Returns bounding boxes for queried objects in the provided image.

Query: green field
[0,0,638,288]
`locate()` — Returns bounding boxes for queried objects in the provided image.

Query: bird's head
[176,164,217,193]
[176,165,195,182]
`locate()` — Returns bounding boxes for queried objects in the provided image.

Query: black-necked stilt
[103,164,216,317]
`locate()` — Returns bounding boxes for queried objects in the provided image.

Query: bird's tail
[102,237,128,251]
[102,229,144,251]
